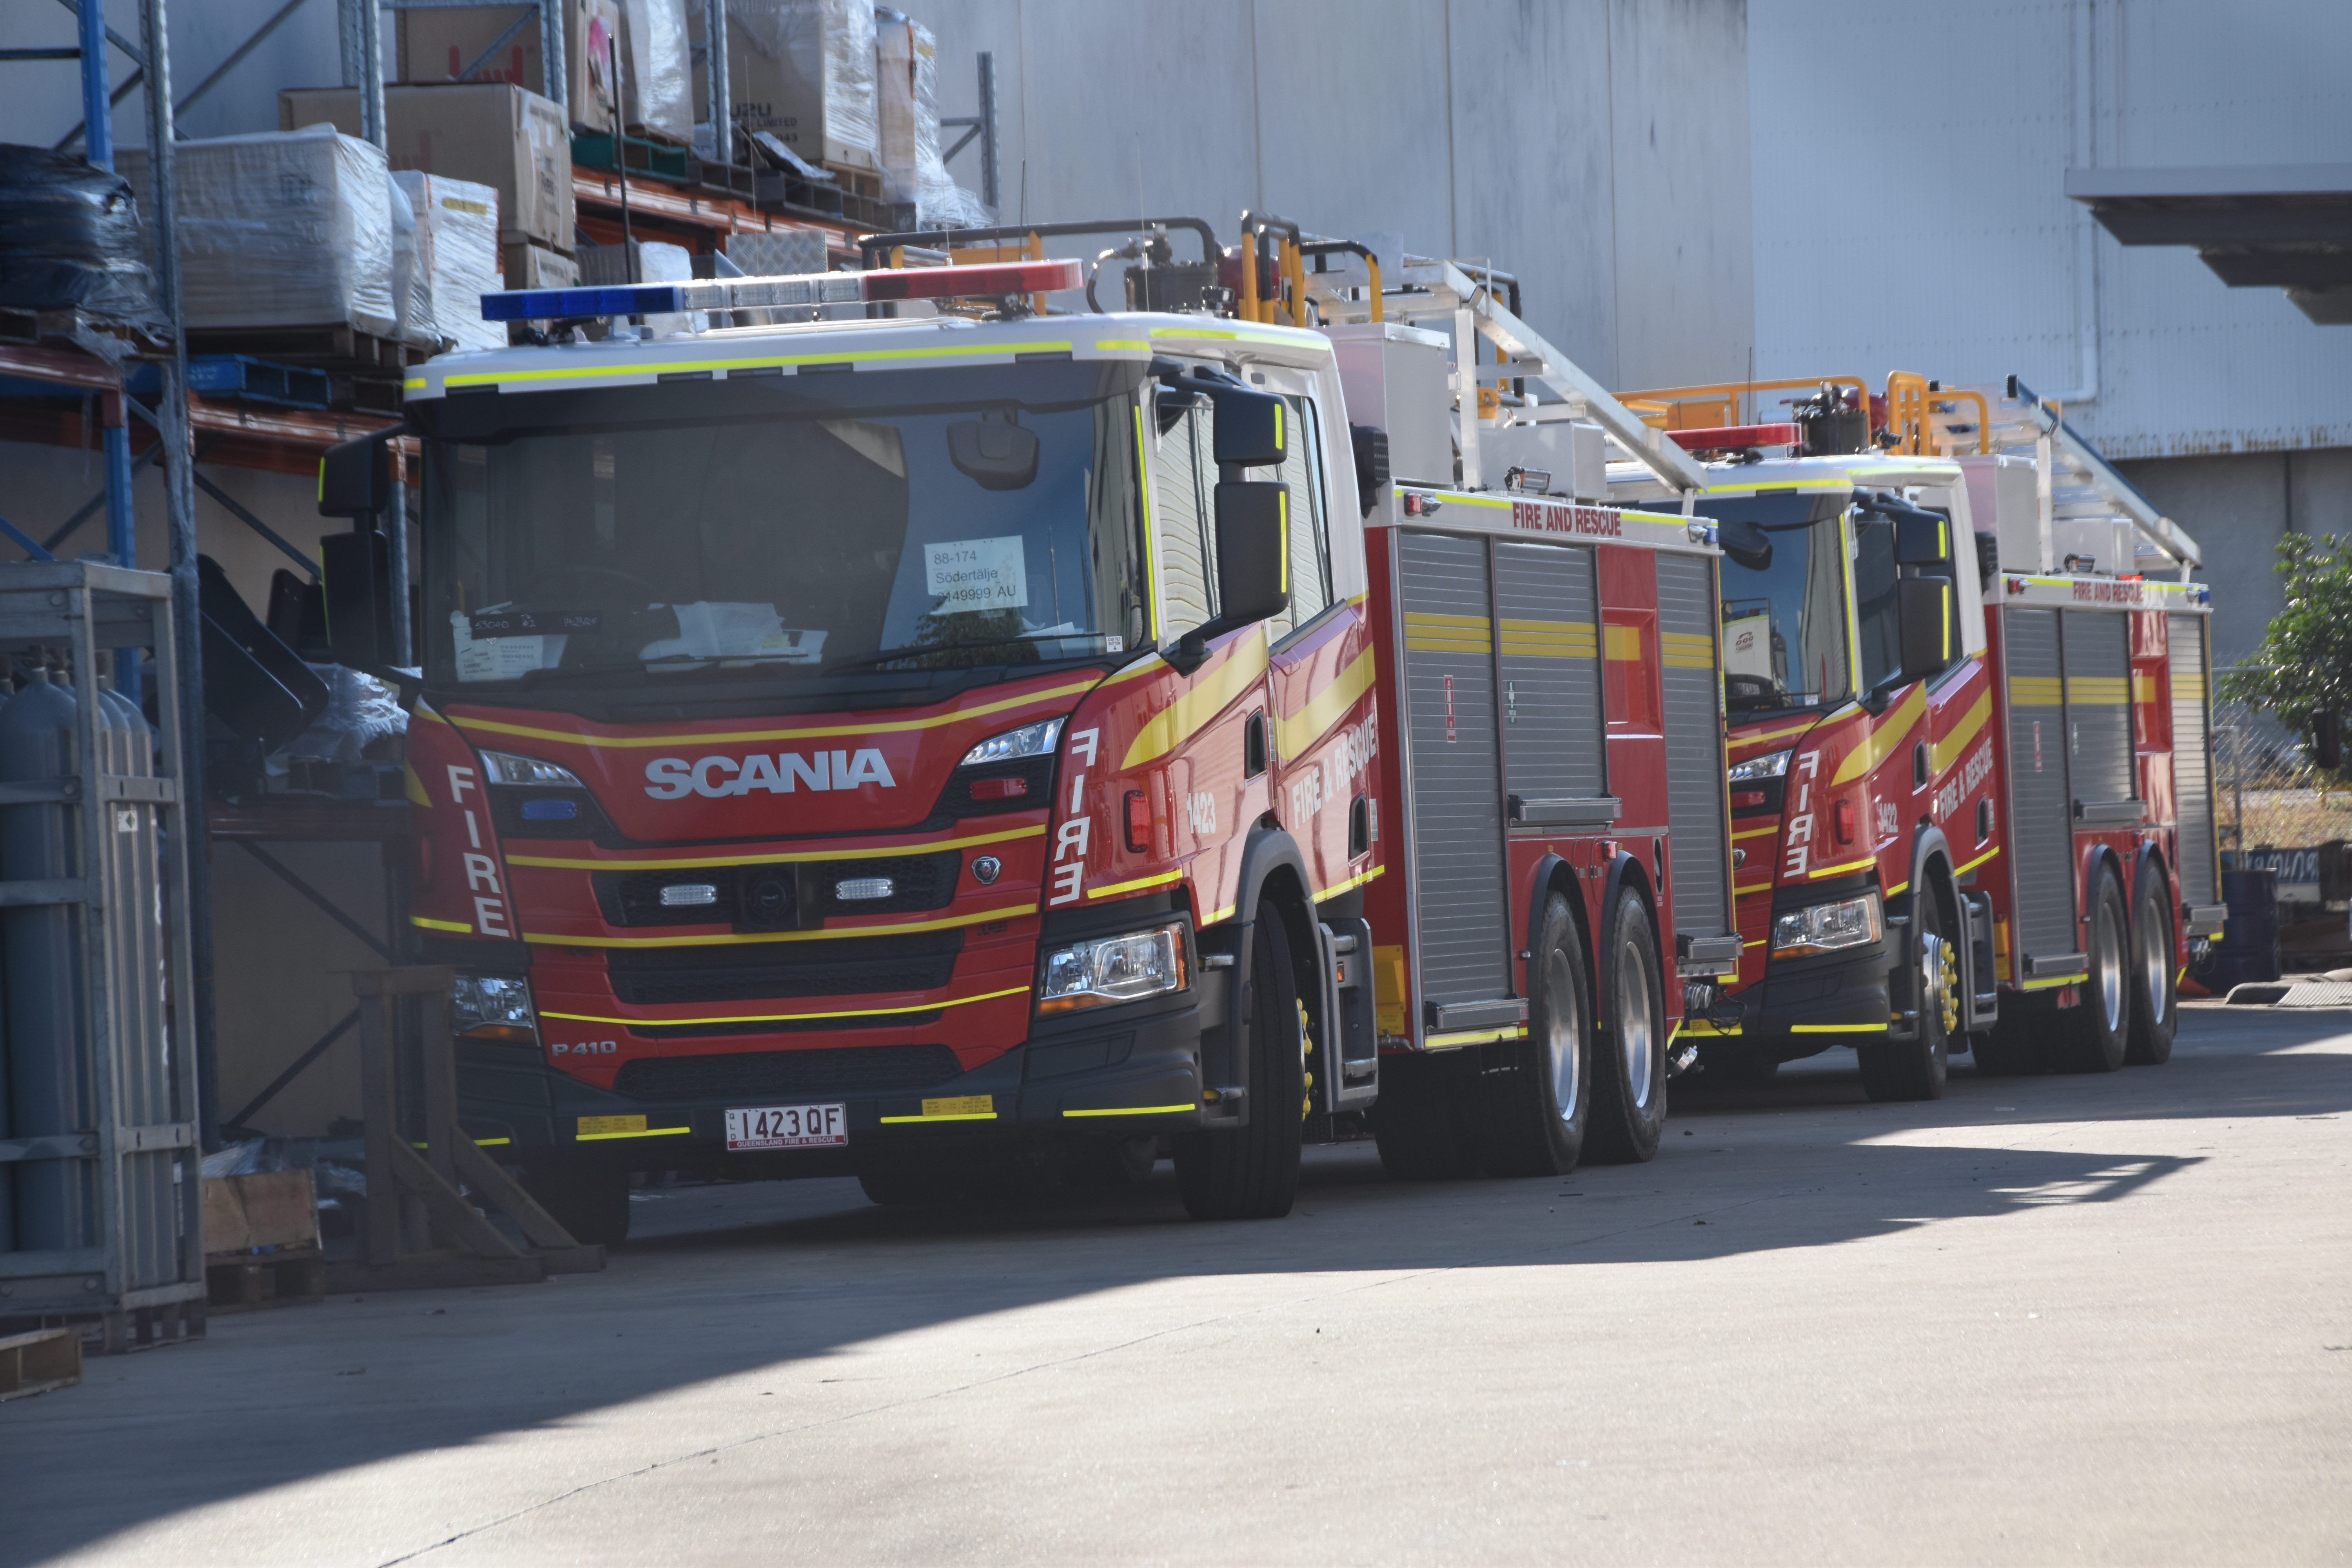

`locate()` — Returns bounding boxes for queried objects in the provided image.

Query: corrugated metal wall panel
[2169,614,2219,909]
[2002,607,2080,964]
[1397,531,1510,1007]
[1493,541,1605,803]
[1653,551,1731,936]
[2062,610,2135,807]
[1750,0,2352,457]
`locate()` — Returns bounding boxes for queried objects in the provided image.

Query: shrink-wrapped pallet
[394,171,507,352]
[724,0,878,172]
[387,175,437,348]
[875,10,989,227]
[120,127,396,339]
[620,0,695,145]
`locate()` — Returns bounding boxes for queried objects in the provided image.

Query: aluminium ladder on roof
[1389,258,1711,501]
[1991,377,2203,578]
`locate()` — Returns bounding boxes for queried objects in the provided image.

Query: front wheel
[2126,872,2177,1066]
[1586,887,1668,1164]
[1174,914,1305,1220]
[1859,889,1954,1102]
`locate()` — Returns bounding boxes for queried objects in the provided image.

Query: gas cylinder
[0,670,93,1252]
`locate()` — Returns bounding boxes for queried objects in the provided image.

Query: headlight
[1770,893,1882,958]
[961,718,1064,768]
[452,973,537,1043]
[1038,922,1188,1014]
[481,748,584,788]
[1728,748,1793,784]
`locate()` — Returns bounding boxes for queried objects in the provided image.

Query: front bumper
[1718,941,1896,1056]
[456,1001,1211,1172]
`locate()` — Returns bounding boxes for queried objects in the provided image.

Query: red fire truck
[1603,374,2222,1098]
[318,226,1738,1242]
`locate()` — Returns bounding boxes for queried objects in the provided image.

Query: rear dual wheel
[1586,889,1668,1164]
[1466,894,1593,1177]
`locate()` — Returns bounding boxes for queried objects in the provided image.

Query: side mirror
[1210,385,1287,468]
[318,429,399,519]
[1894,510,1949,568]
[320,527,397,671]
[1897,575,1954,683]
[1212,481,1292,627]
[1718,518,1773,571]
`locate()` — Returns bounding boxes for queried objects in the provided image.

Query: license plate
[725,1103,847,1150]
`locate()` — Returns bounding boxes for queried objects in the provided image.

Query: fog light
[658,882,718,906]
[835,877,895,901]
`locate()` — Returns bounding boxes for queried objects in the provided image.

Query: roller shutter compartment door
[1493,541,1604,802]
[2001,606,2078,967]
[1397,530,1509,1008]
[2063,609,2135,809]
[1654,550,1731,937]
[2169,613,2219,909]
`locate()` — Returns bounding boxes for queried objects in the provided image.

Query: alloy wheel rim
[1617,942,1655,1110]
[2098,897,2125,1031]
[1543,946,1581,1122]
[2141,905,2169,1025]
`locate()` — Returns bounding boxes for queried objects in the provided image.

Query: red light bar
[862,258,1083,302]
[1667,423,1799,451]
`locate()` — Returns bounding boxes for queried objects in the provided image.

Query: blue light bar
[479,284,689,322]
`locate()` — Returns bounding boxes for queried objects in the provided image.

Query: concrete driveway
[6,1003,2348,1566]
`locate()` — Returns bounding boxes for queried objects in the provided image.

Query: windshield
[1695,491,1852,717]
[417,360,1147,694]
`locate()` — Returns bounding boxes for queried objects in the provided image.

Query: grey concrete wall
[923,0,1755,392]
[2114,448,2352,671]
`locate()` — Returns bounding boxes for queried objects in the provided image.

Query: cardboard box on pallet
[118,127,397,339]
[699,0,879,174]
[396,0,621,132]
[502,240,581,290]
[279,83,575,252]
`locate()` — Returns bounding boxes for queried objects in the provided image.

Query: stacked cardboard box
[280,83,575,257]
[394,172,506,352]
[704,0,879,174]
[395,0,621,131]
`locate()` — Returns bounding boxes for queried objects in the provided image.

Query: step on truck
[1601,374,2223,1097]
[314,221,1738,1241]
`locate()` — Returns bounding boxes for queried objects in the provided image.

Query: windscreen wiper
[822,633,1108,676]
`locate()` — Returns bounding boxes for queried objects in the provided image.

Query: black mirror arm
[1165,614,1245,677]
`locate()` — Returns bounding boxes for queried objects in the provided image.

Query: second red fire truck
[1605,374,2221,1098]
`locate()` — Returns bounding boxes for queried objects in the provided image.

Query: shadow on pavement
[4,1007,2346,1566]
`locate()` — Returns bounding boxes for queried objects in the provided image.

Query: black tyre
[2056,870,2132,1073]
[2125,871,2177,1066]
[521,1156,631,1247]
[1174,914,1305,1220]
[1370,1049,1480,1180]
[1468,893,1593,1176]
[1586,887,1668,1164]
[1859,887,1954,1102]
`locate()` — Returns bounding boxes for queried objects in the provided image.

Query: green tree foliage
[2220,533,2352,768]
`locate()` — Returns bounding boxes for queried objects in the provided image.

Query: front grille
[606,929,963,1004]
[594,852,960,929]
[613,1043,964,1100]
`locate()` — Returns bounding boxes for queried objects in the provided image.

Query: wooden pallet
[0,1328,81,1403]
[185,325,426,376]
[206,1247,327,1314]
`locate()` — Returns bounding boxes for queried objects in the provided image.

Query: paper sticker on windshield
[452,611,566,682]
[924,536,1028,612]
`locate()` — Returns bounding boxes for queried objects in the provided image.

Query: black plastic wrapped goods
[0,145,163,327]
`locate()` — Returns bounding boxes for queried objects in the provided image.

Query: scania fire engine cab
[325,224,1740,1241]
[1606,375,2223,1100]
